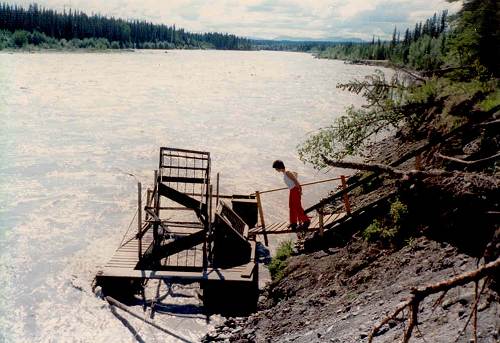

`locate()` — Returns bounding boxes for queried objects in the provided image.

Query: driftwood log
[368,257,500,343]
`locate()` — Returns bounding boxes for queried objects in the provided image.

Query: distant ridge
[272,36,365,43]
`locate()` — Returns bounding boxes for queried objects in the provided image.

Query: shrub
[12,30,29,47]
[362,219,398,243]
[362,199,409,245]
[390,199,408,226]
[28,30,48,45]
[268,240,294,281]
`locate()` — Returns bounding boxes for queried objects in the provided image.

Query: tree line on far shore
[316,10,450,71]
[317,0,499,76]
[0,2,252,50]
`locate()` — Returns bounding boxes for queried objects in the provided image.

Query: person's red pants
[289,187,309,224]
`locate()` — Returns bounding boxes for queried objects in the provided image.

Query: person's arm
[285,171,301,192]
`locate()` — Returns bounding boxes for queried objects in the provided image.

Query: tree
[447,0,500,77]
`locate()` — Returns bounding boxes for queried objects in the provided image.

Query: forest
[0,2,252,50]
[318,0,499,75]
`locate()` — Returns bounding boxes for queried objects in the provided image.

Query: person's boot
[288,223,298,231]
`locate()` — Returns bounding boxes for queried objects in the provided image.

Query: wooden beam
[255,191,268,246]
[159,176,207,184]
[142,229,206,265]
[317,209,324,237]
[340,175,351,215]
[138,182,142,260]
[158,183,207,218]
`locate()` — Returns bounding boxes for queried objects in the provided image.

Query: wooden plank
[240,263,255,278]
[100,267,255,282]
[160,176,207,184]
[263,222,280,231]
[271,222,286,232]
[158,183,207,215]
[160,146,210,156]
[143,229,206,263]
[108,256,139,260]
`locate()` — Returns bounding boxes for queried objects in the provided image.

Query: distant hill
[272,36,365,43]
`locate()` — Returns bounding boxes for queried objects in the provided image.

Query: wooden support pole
[208,185,213,226]
[138,182,142,260]
[216,172,220,208]
[255,191,269,246]
[415,154,422,170]
[146,189,152,220]
[153,170,159,249]
[317,208,324,237]
[340,175,351,215]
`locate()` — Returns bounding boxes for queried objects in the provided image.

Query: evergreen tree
[447,0,500,76]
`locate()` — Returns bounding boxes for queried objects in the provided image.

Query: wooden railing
[254,175,351,245]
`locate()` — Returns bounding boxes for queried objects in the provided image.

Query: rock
[341,313,352,321]
[232,327,243,334]
[242,328,255,337]
[224,318,237,328]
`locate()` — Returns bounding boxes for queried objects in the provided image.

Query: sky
[8,0,463,40]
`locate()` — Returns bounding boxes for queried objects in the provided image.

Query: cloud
[7,0,463,40]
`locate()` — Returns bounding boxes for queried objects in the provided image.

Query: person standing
[272,160,310,231]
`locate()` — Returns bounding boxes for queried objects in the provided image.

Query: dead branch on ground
[322,156,454,178]
[435,152,500,167]
[367,257,500,343]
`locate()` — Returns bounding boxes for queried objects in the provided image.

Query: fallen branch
[368,257,500,343]
[451,278,489,343]
[435,152,500,167]
[322,156,454,178]
[105,296,195,343]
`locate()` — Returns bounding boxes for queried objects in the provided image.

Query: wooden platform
[99,231,257,283]
[248,212,346,236]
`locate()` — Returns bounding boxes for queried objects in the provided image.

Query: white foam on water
[0,50,389,342]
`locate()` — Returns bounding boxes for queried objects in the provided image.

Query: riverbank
[204,85,500,342]
[207,237,499,343]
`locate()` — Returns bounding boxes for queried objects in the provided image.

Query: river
[0,49,386,342]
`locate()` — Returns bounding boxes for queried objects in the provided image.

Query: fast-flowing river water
[0,50,387,342]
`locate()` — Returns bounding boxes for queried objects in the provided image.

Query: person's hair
[272,160,285,169]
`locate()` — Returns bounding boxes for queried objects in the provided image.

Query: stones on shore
[201,317,256,342]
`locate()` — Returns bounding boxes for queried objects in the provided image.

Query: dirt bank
[205,237,499,342]
[203,103,499,342]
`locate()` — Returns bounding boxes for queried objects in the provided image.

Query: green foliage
[390,199,408,226]
[317,10,450,70]
[477,88,500,112]
[0,2,252,50]
[12,30,28,47]
[0,29,12,49]
[407,34,447,70]
[28,30,48,45]
[446,0,500,77]
[362,199,409,245]
[268,240,294,281]
[298,70,413,167]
